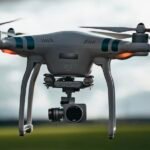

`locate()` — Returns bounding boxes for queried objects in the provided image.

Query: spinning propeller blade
[80,26,135,32]
[81,23,150,33]
[1,31,24,37]
[0,18,21,26]
[0,18,23,37]
[81,23,150,40]
[16,32,24,35]
[91,31,132,39]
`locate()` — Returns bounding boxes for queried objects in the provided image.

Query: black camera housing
[63,104,86,123]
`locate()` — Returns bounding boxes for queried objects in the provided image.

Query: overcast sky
[0,0,150,120]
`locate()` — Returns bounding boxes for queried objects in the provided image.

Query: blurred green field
[0,123,150,150]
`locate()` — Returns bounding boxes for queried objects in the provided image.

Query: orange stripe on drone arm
[115,52,134,59]
[2,49,17,55]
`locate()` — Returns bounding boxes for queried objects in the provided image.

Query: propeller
[80,26,136,33]
[80,23,150,33]
[16,32,24,35]
[0,18,24,37]
[0,31,24,37]
[0,18,21,26]
[81,23,150,40]
[91,31,132,39]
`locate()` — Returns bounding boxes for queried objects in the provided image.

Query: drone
[0,19,150,139]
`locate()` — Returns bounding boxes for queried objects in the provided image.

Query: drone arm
[94,58,116,139]
[27,63,41,126]
[119,42,150,53]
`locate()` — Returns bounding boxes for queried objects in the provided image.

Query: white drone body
[0,19,150,139]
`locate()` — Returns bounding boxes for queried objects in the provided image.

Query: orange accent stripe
[116,52,134,59]
[2,49,17,55]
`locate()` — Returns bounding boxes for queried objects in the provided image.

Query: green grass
[0,123,150,150]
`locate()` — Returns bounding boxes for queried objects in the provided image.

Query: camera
[48,104,86,123]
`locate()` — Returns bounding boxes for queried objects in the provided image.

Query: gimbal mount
[44,75,93,123]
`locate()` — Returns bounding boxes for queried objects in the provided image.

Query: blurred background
[0,0,150,150]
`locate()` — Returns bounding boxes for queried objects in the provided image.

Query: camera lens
[66,105,83,122]
[48,108,63,121]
